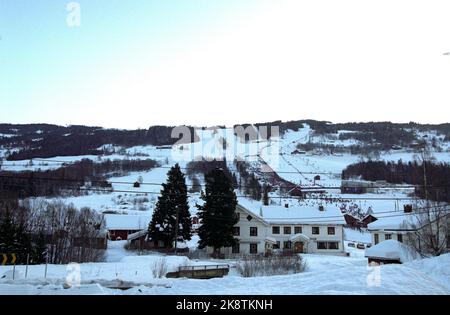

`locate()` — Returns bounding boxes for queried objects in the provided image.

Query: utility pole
[422,147,429,201]
[174,207,179,255]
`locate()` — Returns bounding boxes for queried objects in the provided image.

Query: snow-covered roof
[265,236,277,244]
[290,233,310,242]
[367,213,418,231]
[104,214,151,230]
[365,240,420,263]
[245,204,346,225]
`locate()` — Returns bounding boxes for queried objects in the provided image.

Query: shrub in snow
[151,257,168,278]
[236,255,307,277]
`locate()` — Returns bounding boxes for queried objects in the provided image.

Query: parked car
[366,244,372,248]
[357,243,365,249]
[347,242,355,248]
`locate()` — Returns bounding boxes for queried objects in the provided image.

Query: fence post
[12,264,16,280]
[44,256,48,279]
[25,254,29,278]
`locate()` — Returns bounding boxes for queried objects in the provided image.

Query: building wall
[109,229,140,241]
[370,216,450,249]
[207,206,268,255]
[267,224,344,253]
[370,230,410,246]
[207,206,346,255]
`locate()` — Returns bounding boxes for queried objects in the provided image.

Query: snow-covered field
[1,251,449,295]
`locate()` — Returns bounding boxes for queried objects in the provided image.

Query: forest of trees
[342,160,450,202]
[234,160,263,201]
[0,198,106,265]
[2,122,448,160]
[0,124,199,160]
[0,158,158,198]
[186,158,237,187]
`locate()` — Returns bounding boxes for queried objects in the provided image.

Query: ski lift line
[0,173,446,190]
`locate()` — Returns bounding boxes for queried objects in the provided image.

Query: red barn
[105,214,151,241]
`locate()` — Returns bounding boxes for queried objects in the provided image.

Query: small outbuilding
[104,214,151,241]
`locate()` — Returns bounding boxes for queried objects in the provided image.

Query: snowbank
[365,240,420,263]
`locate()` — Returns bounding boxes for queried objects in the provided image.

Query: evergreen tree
[14,222,33,264]
[33,231,48,264]
[0,212,16,254]
[197,168,238,258]
[148,164,192,248]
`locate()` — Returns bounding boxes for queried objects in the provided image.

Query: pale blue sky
[1,0,450,128]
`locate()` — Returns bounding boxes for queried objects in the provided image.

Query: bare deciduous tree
[408,201,449,257]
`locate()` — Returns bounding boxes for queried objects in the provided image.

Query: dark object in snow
[166,264,229,279]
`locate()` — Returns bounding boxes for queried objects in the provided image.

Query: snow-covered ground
[1,124,449,295]
[1,252,449,295]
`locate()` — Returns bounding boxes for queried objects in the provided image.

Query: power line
[1,158,344,175]
[0,172,447,191]
[0,181,420,201]
[177,204,450,223]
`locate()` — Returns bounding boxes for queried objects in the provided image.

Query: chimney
[403,204,413,213]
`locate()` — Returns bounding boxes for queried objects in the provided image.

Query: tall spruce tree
[197,168,238,257]
[148,164,192,248]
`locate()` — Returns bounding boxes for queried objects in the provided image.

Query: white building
[367,212,416,245]
[367,208,450,251]
[209,203,346,256]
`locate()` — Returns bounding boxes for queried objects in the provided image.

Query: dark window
[272,226,280,234]
[328,242,339,250]
[374,234,379,245]
[232,243,240,254]
[233,227,240,236]
[250,227,258,237]
[284,226,291,234]
[250,243,258,254]
[247,215,253,221]
[312,227,320,235]
[294,226,302,234]
[274,241,280,249]
[397,234,403,243]
[283,241,291,249]
[317,242,327,249]
[385,234,392,240]
[234,213,240,221]
[328,227,335,235]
